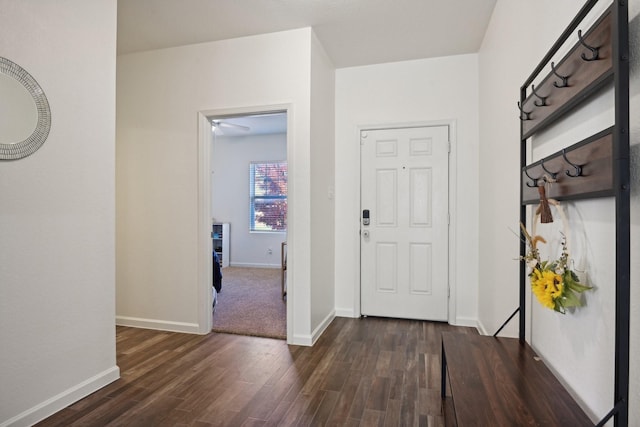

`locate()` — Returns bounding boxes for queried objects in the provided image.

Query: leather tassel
[538,185,553,223]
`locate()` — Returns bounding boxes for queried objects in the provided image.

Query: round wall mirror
[0,57,51,160]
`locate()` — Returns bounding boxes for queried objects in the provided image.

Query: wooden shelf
[212,222,229,268]
[520,5,613,139]
[521,127,614,204]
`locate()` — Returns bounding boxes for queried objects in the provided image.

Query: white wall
[477,0,590,339]
[310,32,336,336]
[334,54,480,326]
[212,133,287,268]
[479,0,640,422]
[0,1,119,425]
[117,28,333,345]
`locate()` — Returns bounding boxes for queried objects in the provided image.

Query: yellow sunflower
[520,223,592,313]
[531,268,564,310]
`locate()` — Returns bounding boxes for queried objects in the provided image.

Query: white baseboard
[476,318,490,336]
[1,366,120,427]
[229,262,280,269]
[291,310,336,346]
[453,316,479,330]
[335,307,358,318]
[476,318,519,338]
[291,333,313,346]
[116,316,202,334]
[311,310,335,345]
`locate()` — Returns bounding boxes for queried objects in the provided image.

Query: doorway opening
[208,111,288,339]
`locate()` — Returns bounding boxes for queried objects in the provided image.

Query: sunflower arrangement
[520,223,592,314]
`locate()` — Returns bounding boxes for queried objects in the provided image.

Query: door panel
[410,168,432,226]
[410,243,431,294]
[360,126,449,321]
[376,169,397,225]
[376,243,397,292]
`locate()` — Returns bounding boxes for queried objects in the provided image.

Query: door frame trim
[356,119,458,324]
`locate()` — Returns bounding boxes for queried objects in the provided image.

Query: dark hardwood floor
[37,317,476,426]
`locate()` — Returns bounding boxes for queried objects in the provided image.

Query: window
[249,161,287,232]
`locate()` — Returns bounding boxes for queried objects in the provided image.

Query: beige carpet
[212,267,286,339]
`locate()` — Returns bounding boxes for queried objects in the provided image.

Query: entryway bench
[440,332,593,426]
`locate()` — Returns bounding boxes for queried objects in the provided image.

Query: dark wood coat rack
[441,1,630,425]
[517,1,630,425]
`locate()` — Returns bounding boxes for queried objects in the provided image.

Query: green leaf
[554,302,566,314]
[568,282,592,292]
[565,280,592,293]
[568,270,580,282]
[562,290,582,308]
[563,272,592,292]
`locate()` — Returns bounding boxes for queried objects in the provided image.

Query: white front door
[360,126,449,321]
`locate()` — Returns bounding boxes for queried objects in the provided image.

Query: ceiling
[211,112,287,137]
[117,0,497,135]
[117,0,497,69]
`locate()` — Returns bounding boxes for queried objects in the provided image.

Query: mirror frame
[0,57,51,160]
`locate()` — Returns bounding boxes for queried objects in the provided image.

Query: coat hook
[540,159,558,179]
[524,168,540,187]
[551,62,569,88]
[531,84,548,107]
[577,30,599,61]
[562,149,583,177]
[517,101,531,121]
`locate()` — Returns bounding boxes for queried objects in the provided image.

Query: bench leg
[441,341,447,399]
